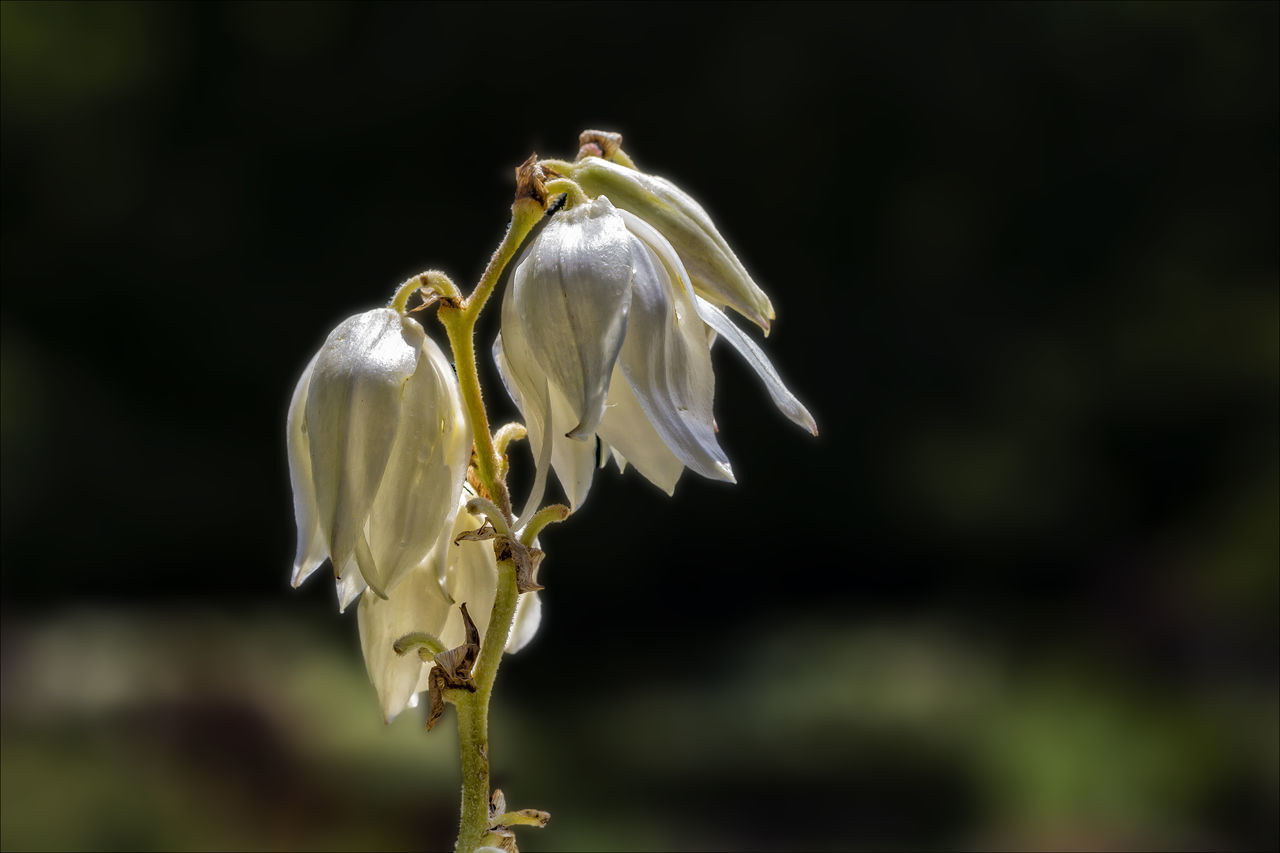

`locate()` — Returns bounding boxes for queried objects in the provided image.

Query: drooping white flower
[569,155,776,333]
[287,307,471,607]
[356,492,542,721]
[495,195,815,512]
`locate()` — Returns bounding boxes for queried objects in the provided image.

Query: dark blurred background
[2,2,1276,850]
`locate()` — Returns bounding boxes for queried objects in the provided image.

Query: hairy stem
[442,194,545,853]
[453,559,520,852]
[439,197,543,520]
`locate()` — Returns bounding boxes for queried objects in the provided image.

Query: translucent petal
[572,156,774,332]
[357,563,453,722]
[306,309,418,582]
[335,557,367,613]
[596,364,684,496]
[509,196,633,437]
[443,503,499,640]
[366,331,470,596]
[692,296,818,436]
[506,591,541,654]
[616,214,734,483]
[287,352,327,588]
[494,328,596,510]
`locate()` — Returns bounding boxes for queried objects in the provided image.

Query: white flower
[287,307,471,608]
[356,492,542,721]
[569,155,776,333]
[494,195,815,511]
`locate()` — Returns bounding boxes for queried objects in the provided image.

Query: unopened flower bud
[569,155,776,333]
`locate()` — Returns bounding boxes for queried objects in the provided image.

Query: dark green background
[2,2,1276,850]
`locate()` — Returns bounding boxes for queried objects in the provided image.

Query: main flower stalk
[436,190,545,852]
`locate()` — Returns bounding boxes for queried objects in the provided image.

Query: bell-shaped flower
[356,492,542,721]
[287,307,471,608]
[568,155,776,334]
[495,195,815,512]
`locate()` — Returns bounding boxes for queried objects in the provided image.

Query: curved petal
[335,556,367,613]
[495,327,596,511]
[287,352,327,588]
[692,296,818,436]
[571,157,774,333]
[443,502,498,640]
[357,563,453,722]
[506,591,541,654]
[596,363,685,495]
[366,327,471,596]
[306,309,418,584]
[509,196,633,437]
[616,213,734,484]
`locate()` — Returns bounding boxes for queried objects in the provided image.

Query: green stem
[442,195,544,853]
[439,198,544,520]
[453,559,520,852]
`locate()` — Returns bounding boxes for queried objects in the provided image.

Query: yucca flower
[287,307,471,608]
[494,195,815,511]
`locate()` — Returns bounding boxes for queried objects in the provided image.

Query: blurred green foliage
[2,610,1275,851]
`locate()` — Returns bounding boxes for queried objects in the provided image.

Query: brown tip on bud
[515,153,548,208]
[577,129,623,161]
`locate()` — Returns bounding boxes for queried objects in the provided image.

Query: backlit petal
[306,309,418,583]
[572,157,774,333]
[365,330,470,596]
[617,212,734,483]
[692,296,818,436]
[357,564,453,722]
[508,196,633,437]
[287,352,327,588]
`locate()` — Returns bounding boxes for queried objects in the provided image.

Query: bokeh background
[2,2,1276,850]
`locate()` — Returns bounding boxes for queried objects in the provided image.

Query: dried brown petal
[515,154,548,209]
[426,666,448,731]
[424,603,481,731]
[495,539,545,594]
[489,788,507,822]
[455,520,498,545]
[578,129,623,160]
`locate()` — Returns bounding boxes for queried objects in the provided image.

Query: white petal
[572,157,774,332]
[509,196,633,437]
[495,328,596,510]
[506,591,541,654]
[357,564,452,722]
[615,215,734,484]
[596,364,685,495]
[305,309,419,587]
[692,296,819,436]
[365,328,471,596]
[287,352,327,588]
[443,502,499,640]
[335,557,367,613]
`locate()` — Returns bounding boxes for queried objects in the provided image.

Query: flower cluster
[286,133,814,724]
[288,307,537,720]
[496,159,816,510]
